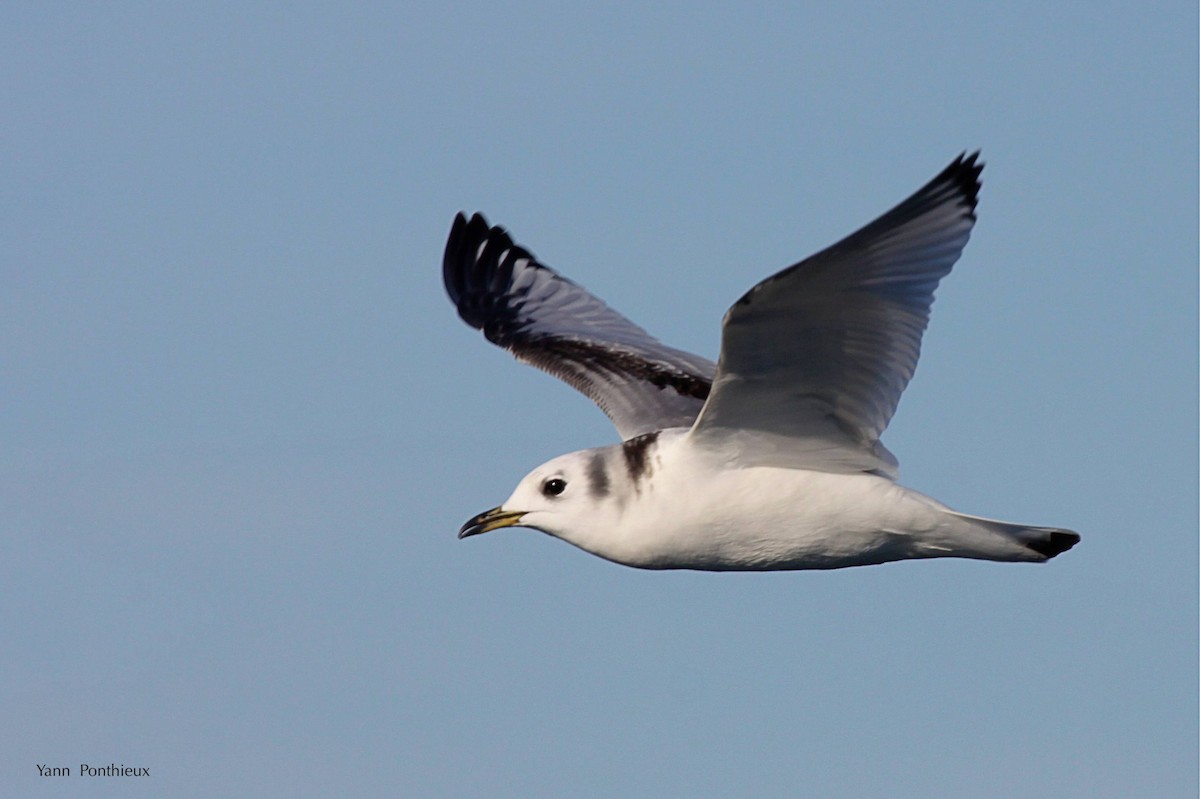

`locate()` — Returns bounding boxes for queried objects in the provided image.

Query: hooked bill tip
[458,507,525,539]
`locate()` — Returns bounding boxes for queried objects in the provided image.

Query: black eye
[542,478,567,497]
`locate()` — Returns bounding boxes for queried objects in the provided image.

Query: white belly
[620,461,946,571]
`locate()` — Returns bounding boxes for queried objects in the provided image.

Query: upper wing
[444,212,716,440]
[691,153,984,478]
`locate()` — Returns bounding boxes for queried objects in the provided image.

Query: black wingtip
[442,211,542,335]
[941,151,984,216]
[442,212,476,307]
[443,211,501,319]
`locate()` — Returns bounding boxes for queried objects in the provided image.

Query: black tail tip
[1027,530,1081,560]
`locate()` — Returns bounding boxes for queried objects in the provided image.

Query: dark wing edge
[739,151,982,306]
[691,153,984,476]
[443,212,716,439]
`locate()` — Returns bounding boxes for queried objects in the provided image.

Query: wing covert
[444,212,716,439]
[692,153,984,477]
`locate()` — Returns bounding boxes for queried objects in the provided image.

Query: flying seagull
[444,153,1079,570]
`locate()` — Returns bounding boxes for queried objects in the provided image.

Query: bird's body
[486,428,1070,571]
[445,153,1080,570]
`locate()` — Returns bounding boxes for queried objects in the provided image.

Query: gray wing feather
[444,213,716,439]
[692,153,984,478]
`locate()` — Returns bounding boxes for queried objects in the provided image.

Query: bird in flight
[444,153,1079,570]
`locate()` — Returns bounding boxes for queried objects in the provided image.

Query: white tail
[947,510,1081,561]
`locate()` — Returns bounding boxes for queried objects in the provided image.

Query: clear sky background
[3,3,1196,798]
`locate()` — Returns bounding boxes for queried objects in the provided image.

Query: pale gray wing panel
[692,153,983,475]
[444,213,716,439]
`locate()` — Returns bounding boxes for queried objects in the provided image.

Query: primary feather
[444,212,715,439]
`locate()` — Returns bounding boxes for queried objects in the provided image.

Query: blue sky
[3,3,1196,797]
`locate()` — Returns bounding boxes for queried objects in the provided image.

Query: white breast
[612,433,944,570]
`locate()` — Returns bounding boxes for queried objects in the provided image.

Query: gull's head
[458,447,626,557]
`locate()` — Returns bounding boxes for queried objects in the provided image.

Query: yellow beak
[458,506,526,539]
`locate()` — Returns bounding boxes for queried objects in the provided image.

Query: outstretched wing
[692,153,984,478]
[444,212,716,440]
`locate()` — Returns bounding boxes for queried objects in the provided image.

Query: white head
[458,445,636,564]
